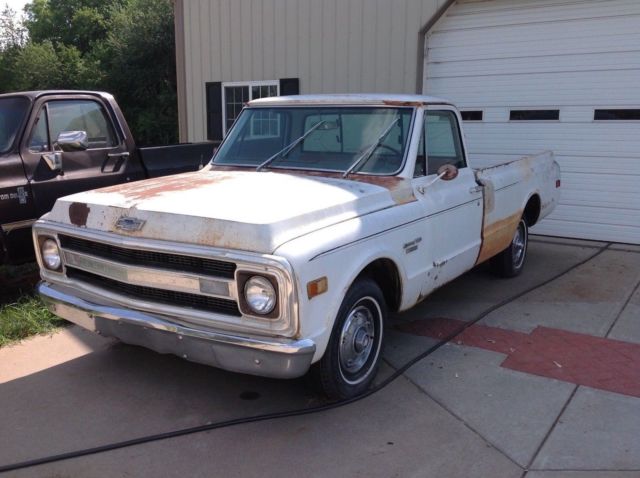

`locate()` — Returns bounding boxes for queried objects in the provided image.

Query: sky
[2,0,29,14]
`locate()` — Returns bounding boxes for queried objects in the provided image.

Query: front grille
[67,267,241,317]
[59,235,236,279]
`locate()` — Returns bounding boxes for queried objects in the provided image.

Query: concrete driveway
[1,237,639,477]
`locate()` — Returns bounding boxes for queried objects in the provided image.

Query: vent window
[461,110,483,121]
[510,110,559,121]
[594,109,640,120]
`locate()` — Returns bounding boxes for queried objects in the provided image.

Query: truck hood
[47,170,415,253]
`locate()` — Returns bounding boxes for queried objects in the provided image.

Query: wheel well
[523,194,541,227]
[356,258,402,312]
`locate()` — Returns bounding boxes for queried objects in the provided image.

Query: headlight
[41,238,62,270]
[244,276,276,315]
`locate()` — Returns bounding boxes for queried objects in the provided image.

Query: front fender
[274,206,425,362]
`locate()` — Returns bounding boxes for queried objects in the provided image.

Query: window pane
[509,110,559,121]
[215,106,413,175]
[225,86,249,131]
[0,97,29,153]
[426,111,465,174]
[461,110,483,121]
[48,100,116,149]
[594,109,640,120]
[29,108,50,153]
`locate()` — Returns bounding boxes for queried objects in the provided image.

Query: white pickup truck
[34,94,560,398]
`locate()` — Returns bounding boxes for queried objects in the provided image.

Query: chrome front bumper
[38,282,316,379]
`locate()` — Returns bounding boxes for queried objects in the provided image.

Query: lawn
[0,296,66,347]
[0,263,66,347]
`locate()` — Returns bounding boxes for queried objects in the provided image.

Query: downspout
[173,0,188,142]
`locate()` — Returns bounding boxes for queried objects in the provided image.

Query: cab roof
[0,90,111,100]
[248,93,453,107]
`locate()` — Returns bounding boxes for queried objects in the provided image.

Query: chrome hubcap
[512,222,526,268]
[339,304,376,375]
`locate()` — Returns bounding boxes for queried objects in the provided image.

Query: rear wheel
[491,218,528,278]
[312,278,386,400]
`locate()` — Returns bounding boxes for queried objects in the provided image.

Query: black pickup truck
[0,90,215,265]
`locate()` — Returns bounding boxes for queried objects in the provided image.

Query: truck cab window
[425,110,466,175]
[414,123,427,177]
[47,100,117,149]
[28,109,50,153]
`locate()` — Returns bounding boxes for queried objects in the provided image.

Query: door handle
[107,152,130,160]
[469,185,483,194]
[102,152,129,173]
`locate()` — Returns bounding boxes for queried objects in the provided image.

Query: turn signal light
[307,277,328,300]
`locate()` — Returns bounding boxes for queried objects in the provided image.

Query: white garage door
[424,0,640,244]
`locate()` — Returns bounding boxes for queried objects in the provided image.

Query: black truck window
[0,97,30,153]
[47,100,117,149]
[29,108,51,153]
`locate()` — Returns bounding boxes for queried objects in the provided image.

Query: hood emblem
[115,216,146,232]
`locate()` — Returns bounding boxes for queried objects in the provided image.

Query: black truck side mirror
[56,130,89,152]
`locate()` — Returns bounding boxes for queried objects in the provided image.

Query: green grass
[0,295,67,347]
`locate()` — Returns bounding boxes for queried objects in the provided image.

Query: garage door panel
[426,72,640,106]
[427,52,640,79]
[428,33,640,63]
[452,0,634,15]
[533,217,640,244]
[438,0,640,31]
[547,204,640,225]
[428,15,640,49]
[471,153,640,171]
[427,0,640,243]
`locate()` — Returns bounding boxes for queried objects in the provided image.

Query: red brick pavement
[397,318,640,398]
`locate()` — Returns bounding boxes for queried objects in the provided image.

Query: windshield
[0,97,30,154]
[213,106,414,175]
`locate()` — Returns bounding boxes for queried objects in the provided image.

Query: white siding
[424,0,640,244]
[181,0,449,142]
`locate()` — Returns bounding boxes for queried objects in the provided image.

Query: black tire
[311,277,386,400]
[491,218,528,278]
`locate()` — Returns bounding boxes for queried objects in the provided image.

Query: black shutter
[206,82,223,141]
[279,78,300,96]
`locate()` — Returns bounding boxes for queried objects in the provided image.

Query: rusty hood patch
[68,202,90,227]
[47,170,414,253]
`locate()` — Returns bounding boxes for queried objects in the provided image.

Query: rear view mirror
[437,164,459,181]
[56,130,89,152]
[318,121,339,131]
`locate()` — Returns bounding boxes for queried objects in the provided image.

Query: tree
[24,0,123,54]
[0,5,26,50]
[97,0,177,145]
[7,40,97,91]
[0,0,178,145]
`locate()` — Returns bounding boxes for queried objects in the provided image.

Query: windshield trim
[210,105,417,177]
[0,95,32,155]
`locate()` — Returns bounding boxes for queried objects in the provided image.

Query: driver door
[20,96,136,217]
[412,108,483,295]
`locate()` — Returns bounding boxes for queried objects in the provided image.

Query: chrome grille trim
[33,221,299,338]
[63,249,235,300]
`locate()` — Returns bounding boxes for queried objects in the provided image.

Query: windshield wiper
[342,117,400,178]
[256,120,326,171]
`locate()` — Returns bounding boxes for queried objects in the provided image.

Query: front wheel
[491,218,528,278]
[312,278,386,400]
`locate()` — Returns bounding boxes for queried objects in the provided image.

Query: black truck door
[0,95,37,263]
[20,95,142,217]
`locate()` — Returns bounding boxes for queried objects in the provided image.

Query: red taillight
[556,179,561,188]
